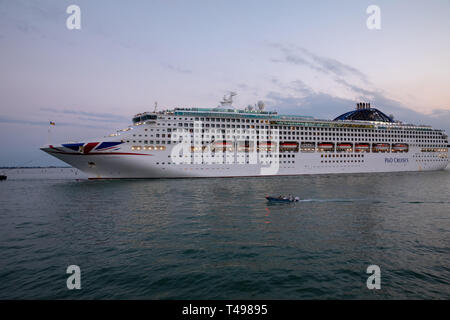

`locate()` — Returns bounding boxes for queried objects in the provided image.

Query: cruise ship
[41,94,449,179]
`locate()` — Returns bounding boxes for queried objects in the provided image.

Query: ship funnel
[257,101,265,112]
[357,102,371,110]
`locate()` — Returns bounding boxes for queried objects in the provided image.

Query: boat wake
[266,197,450,205]
[298,198,370,203]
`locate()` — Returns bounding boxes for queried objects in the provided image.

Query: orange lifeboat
[318,143,335,151]
[355,143,370,152]
[372,143,390,153]
[392,143,408,153]
[337,143,353,152]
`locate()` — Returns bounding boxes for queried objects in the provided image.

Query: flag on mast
[50,121,55,126]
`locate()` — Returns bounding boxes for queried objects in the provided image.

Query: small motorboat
[266,196,300,203]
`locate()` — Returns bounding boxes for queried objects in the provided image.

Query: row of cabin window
[151,120,444,136]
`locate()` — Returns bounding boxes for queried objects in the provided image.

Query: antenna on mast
[218,91,237,108]
[154,101,158,112]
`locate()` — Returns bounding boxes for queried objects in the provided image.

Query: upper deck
[132,105,440,133]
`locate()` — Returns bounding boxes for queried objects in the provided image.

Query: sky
[0,0,449,166]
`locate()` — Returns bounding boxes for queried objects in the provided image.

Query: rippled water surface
[0,169,449,299]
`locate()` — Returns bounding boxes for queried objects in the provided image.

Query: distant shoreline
[1,167,87,180]
[0,166,72,169]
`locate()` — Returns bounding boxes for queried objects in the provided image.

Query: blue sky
[0,0,449,166]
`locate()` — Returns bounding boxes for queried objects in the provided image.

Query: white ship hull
[41,146,448,179]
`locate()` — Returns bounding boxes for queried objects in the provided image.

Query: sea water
[0,168,449,299]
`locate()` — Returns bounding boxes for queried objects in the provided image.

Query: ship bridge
[132,113,157,124]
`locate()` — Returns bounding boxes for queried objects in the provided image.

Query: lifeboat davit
[392,143,408,152]
[318,143,334,151]
[355,143,370,152]
[280,142,299,149]
[372,143,390,152]
[337,143,353,150]
[318,143,334,149]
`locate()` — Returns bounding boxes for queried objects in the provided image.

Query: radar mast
[218,92,237,108]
